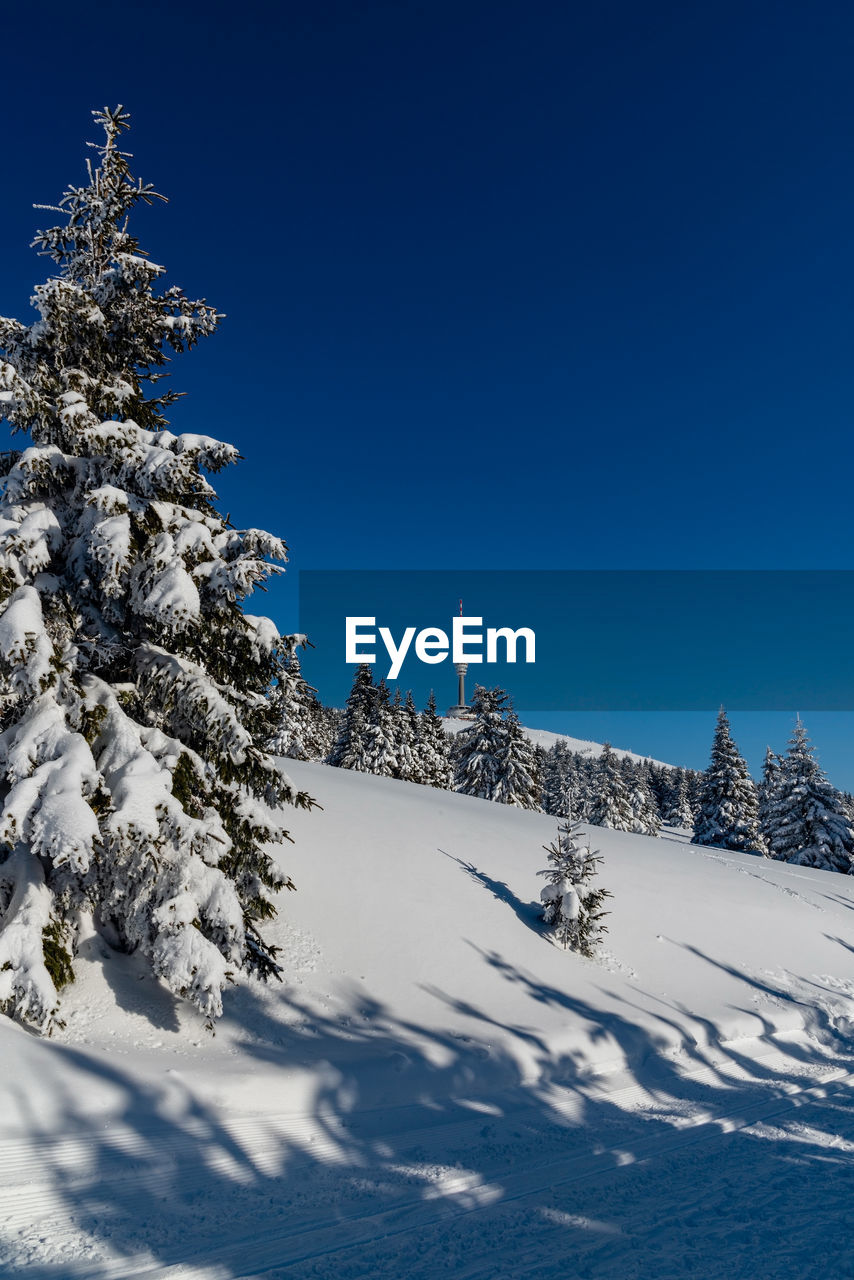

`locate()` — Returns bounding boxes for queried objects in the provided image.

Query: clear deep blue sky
[2,0,854,784]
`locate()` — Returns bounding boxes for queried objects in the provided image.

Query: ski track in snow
[4,1051,854,1279]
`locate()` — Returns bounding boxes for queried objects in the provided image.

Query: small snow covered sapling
[538,822,612,955]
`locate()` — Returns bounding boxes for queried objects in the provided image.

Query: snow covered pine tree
[588,743,635,832]
[764,719,854,873]
[0,108,315,1030]
[267,651,326,762]
[758,746,786,855]
[622,757,661,837]
[664,769,695,829]
[538,821,611,955]
[418,691,452,790]
[393,690,424,784]
[453,686,541,809]
[692,709,763,854]
[329,664,375,771]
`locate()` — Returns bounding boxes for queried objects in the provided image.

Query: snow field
[2,759,854,1278]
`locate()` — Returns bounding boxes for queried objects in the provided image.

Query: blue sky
[1,1,854,784]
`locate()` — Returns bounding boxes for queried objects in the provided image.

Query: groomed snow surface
[4,760,854,1279]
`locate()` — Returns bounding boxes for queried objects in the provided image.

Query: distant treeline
[270,662,854,876]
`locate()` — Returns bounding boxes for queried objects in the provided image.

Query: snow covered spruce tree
[361,679,399,777]
[418,691,452,789]
[541,743,566,816]
[452,685,506,800]
[494,710,541,809]
[314,704,341,762]
[0,108,315,1030]
[664,769,695,829]
[400,690,425,783]
[328,666,400,777]
[329,664,375,771]
[540,744,592,820]
[765,719,854,872]
[453,686,540,808]
[692,709,763,854]
[646,762,673,817]
[588,744,634,831]
[267,651,325,762]
[390,688,422,783]
[538,821,611,954]
[758,746,785,854]
[622,757,661,837]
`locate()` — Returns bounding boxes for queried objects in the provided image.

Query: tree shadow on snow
[826,932,854,958]
[439,848,546,937]
[76,931,184,1034]
[6,952,854,1280]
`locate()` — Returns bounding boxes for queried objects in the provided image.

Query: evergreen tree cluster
[318,673,854,881]
[691,710,854,875]
[327,666,451,787]
[326,668,712,823]
[325,672,540,808]
[540,739,701,835]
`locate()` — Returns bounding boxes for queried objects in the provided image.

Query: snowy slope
[442,715,676,767]
[3,762,854,1278]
